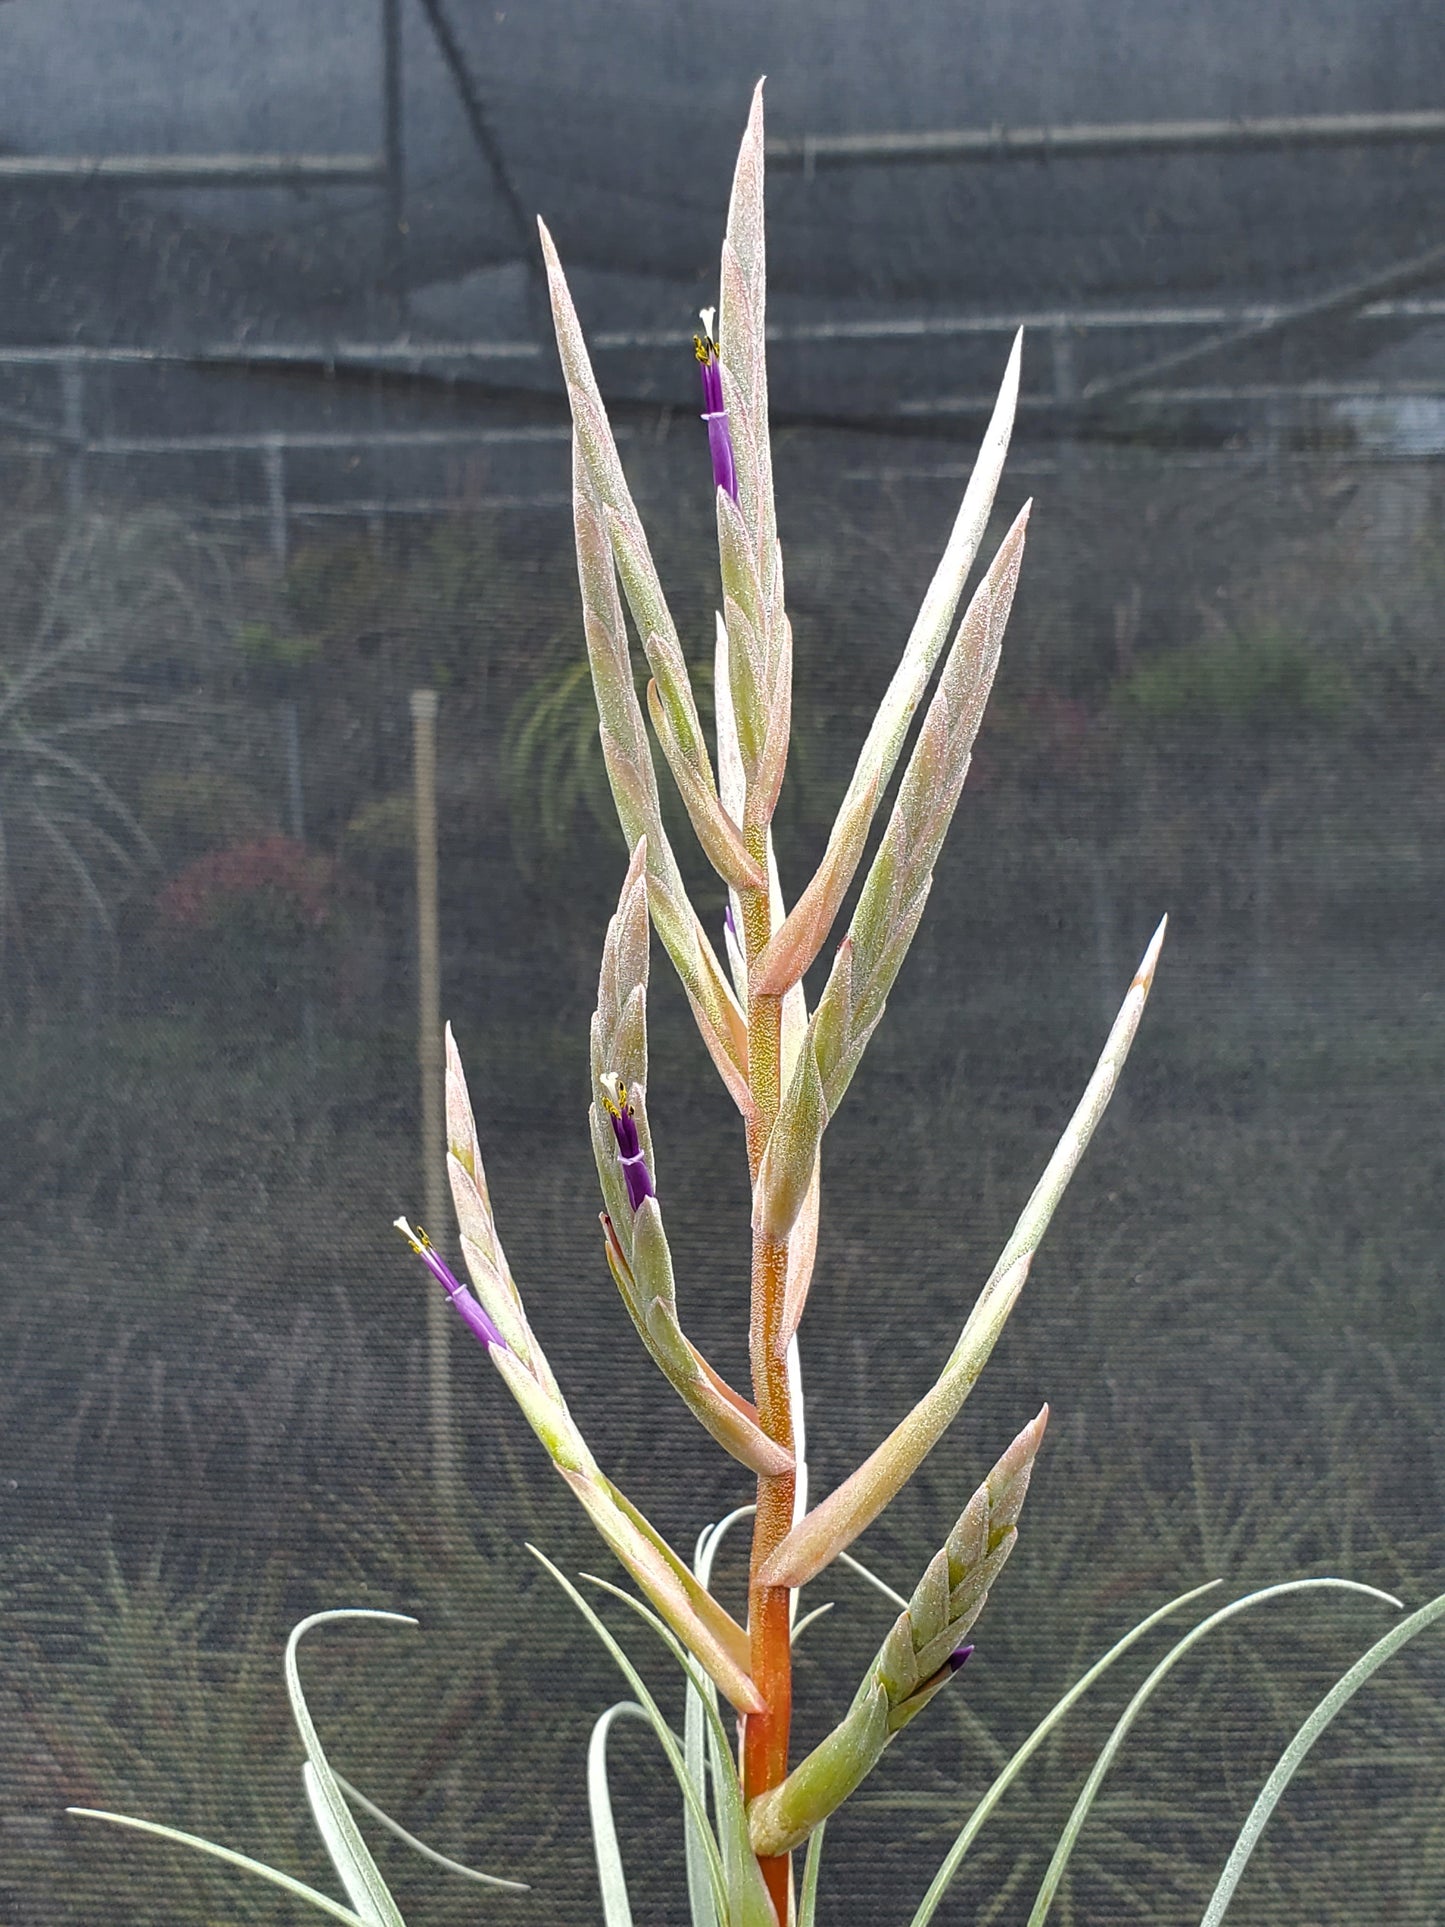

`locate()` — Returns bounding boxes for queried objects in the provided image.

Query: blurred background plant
[0,1507,618,1926]
[0,512,237,1017]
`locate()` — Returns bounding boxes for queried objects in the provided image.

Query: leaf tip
[1133,914,1168,994]
[1000,328,1024,404]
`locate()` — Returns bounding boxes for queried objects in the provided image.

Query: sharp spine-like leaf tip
[1133,914,1169,993]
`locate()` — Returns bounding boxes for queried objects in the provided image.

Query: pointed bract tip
[443,1021,469,1093]
[997,499,1033,555]
[444,1021,466,1076]
[1132,914,1169,994]
[536,218,565,285]
[1000,328,1024,395]
[1034,1401,1050,1438]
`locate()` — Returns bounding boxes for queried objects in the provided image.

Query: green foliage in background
[503,647,652,863]
[1114,627,1351,735]
[0,512,237,1009]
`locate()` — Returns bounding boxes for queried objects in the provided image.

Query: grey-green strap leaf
[1200,1587,1445,1926]
[585,1570,775,1927]
[683,1667,721,1927]
[305,1764,392,1927]
[791,1601,835,1645]
[528,1546,730,1920]
[286,1610,415,1927]
[588,1701,653,1927]
[682,1508,742,1927]
[65,1809,375,1927]
[798,1819,827,1927]
[1025,1578,1401,1927]
[332,1773,529,1894]
[906,1581,1223,1926]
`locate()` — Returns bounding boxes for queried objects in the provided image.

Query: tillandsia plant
[402,80,1163,1922]
[74,79,1445,1927]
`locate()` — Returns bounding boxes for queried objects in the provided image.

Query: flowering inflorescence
[395,80,1164,1926]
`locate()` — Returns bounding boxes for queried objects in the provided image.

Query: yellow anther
[599,1071,632,1118]
[694,307,721,365]
[393,1214,431,1254]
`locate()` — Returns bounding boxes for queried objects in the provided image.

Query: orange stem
[743,973,795,1925]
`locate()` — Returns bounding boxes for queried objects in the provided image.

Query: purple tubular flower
[395,1217,506,1353]
[693,309,739,503]
[600,1076,656,1212]
[947,1644,974,1674]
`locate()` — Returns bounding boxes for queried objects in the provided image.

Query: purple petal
[705,412,739,503]
[602,1082,657,1212]
[396,1218,506,1352]
[947,1644,974,1674]
[694,336,739,503]
[607,1103,643,1162]
[620,1151,655,1211]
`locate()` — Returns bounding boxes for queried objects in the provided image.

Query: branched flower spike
[414,78,1164,1926]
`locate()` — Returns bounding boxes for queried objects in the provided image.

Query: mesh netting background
[3,4,1445,1923]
